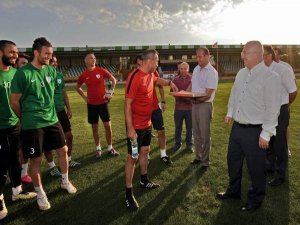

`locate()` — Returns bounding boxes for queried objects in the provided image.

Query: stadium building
[18,44,300,81]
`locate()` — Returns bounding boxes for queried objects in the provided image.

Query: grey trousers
[192,102,213,166]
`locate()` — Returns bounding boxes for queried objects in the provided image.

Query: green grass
[3,81,300,225]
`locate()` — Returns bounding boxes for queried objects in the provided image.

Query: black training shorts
[87,103,110,124]
[57,109,71,133]
[127,127,152,155]
[21,123,66,159]
[151,108,165,131]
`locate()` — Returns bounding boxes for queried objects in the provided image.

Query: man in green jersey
[15,52,33,183]
[44,55,80,177]
[0,40,36,221]
[10,37,77,211]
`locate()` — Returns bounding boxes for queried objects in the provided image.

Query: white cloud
[0,0,116,25]
[128,0,142,6]
[121,2,169,31]
[98,9,116,24]
[0,0,246,34]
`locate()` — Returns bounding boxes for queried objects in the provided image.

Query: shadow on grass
[3,138,197,225]
[3,146,188,225]
[123,164,207,225]
[213,169,289,225]
[6,166,126,225]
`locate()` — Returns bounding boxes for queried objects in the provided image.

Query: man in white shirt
[190,47,218,170]
[274,47,294,73]
[263,45,297,186]
[216,41,281,212]
[274,47,296,157]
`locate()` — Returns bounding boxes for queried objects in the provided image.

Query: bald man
[76,53,119,158]
[217,41,281,212]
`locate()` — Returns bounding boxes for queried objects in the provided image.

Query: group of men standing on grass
[0,37,297,221]
[0,38,80,218]
[216,41,297,212]
[124,47,219,210]
[124,41,297,213]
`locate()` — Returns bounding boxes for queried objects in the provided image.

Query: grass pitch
[2,80,300,225]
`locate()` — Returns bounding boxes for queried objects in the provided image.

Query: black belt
[192,102,212,105]
[234,121,262,128]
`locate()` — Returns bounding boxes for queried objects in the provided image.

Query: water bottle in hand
[131,138,139,159]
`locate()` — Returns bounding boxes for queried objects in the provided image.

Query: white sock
[34,186,46,198]
[0,194,3,200]
[21,163,29,178]
[107,145,112,151]
[68,156,71,161]
[96,145,101,151]
[160,149,167,158]
[61,173,69,185]
[12,185,22,196]
[48,161,56,169]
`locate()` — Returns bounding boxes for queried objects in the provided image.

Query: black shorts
[127,127,152,155]
[21,123,66,159]
[151,108,165,131]
[0,124,21,157]
[57,109,71,133]
[87,103,110,124]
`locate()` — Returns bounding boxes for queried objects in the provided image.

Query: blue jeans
[174,110,192,148]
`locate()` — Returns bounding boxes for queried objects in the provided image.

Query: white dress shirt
[269,61,297,105]
[192,63,218,102]
[227,61,281,141]
[279,60,294,75]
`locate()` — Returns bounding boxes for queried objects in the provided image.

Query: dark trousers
[0,125,21,195]
[174,110,193,148]
[267,104,289,179]
[227,122,266,206]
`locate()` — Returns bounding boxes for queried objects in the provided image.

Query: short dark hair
[0,40,16,52]
[32,37,52,52]
[273,47,282,55]
[197,47,210,56]
[50,53,57,64]
[133,53,143,64]
[16,52,30,64]
[263,45,275,60]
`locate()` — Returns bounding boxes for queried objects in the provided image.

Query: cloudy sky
[0,0,299,47]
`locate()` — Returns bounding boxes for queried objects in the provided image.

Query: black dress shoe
[240,203,260,212]
[200,165,209,171]
[268,178,284,186]
[216,192,241,200]
[190,159,201,165]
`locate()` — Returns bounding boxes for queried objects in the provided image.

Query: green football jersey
[0,67,19,129]
[54,72,65,112]
[11,63,58,129]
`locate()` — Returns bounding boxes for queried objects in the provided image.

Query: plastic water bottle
[131,138,139,159]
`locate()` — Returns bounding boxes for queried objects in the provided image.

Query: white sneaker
[0,196,8,220]
[37,195,51,211]
[61,182,77,194]
[95,150,102,159]
[12,190,37,201]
